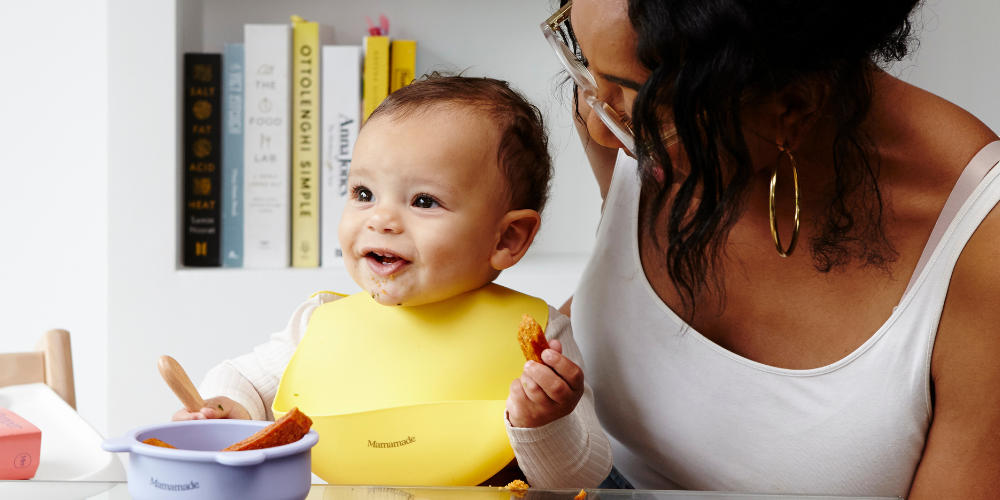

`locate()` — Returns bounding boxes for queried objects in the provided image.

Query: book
[290,16,334,267]
[182,53,222,267]
[321,45,362,268]
[362,35,389,123]
[243,24,291,268]
[389,40,416,93]
[221,43,244,268]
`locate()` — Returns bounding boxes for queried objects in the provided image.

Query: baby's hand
[506,339,585,428]
[171,396,251,421]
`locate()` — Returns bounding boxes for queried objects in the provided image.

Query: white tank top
[572,142,1000,496]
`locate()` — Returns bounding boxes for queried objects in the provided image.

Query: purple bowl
[102,420,319,500]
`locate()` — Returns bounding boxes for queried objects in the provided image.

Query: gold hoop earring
[769,146,800,257]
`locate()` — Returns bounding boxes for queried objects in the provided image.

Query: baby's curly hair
[367,72,553,216]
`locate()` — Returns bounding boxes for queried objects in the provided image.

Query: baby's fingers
[199,397,247,419]
[525,360,576,404]
[506,379,535,427]
[540,348,584,392]
[519,368,555,407]
[172,408,206,421]
[199,405,227,419]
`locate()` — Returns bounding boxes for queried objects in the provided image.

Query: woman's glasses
[541,2,638,155]
[541,1,680,157]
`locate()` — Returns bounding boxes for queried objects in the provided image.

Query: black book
[182,53,223,266]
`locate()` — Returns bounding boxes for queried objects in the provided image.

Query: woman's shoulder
[874,74,998,233]
[878,74,998,179]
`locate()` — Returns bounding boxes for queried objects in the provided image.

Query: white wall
[891,0,1000,132]
[0,1,109,436]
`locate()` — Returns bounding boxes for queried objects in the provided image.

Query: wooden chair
[0,329,76,409]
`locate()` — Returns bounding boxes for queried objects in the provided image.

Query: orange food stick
[221,407,313,452]
[517,314,549,363]
[574,489,587,500]
[142,438,177,449]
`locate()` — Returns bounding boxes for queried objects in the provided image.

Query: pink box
[0,407,41,479]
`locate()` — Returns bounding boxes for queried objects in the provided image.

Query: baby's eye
[412,194,440,209]
[353,186,374,203]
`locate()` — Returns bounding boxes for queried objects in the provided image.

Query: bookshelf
[108,0,601,438]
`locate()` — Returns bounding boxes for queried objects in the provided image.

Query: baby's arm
[505,306,613,487]
[173,293,343,422]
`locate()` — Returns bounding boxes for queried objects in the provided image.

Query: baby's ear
[490,209,541,271]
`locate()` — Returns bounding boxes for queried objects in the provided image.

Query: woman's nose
[586,104,629,151]
[579,87,629,151]
[367,203,402,234]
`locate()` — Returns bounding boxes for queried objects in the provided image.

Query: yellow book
[290,15,330,267]
[362,36,390,123]
[390,40,417,93]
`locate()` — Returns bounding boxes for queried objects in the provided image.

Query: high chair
[0,329,75,409]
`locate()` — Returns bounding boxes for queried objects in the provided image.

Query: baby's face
[339,107,508,306]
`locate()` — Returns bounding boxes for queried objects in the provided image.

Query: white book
[321,46,362,267]
[243,24,291,268]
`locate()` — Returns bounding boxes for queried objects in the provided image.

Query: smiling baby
[175,74,611,485]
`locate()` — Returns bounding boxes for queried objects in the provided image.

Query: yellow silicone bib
[273,283,548,486]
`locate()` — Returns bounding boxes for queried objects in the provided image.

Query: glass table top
[0,481,902,500]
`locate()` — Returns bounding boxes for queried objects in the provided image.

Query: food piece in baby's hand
[221,407,312,452]
[517,314,548,364]
[142,438,177,449]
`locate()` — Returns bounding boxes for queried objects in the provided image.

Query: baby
[174,75,610,486]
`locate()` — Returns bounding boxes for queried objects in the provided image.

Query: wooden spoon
[158,355,205,413]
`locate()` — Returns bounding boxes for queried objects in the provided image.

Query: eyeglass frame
[540,1,679,157]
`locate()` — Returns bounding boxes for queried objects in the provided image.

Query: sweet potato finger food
[142,438,177,449]
[574,489,587,500]
[221,407,313,452]
[517,314,548,364]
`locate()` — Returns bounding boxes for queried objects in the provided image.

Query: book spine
[243,24,291,268]
[362,36,389,123]
[182,53,222,267]
[389,40,416,93]
[321,46,362,268]
[290,18,320,267]
[221,43,244,268]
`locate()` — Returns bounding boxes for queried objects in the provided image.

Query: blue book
[221,43,244,267]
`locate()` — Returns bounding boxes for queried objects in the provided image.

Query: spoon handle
[158,355,206,413]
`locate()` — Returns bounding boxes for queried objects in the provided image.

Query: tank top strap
[900,140,1000,301]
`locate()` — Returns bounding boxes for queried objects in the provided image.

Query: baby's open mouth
[364,250,410,276]
[370,251,398,264]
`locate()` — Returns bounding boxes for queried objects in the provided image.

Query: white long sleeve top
[199,292,612,487]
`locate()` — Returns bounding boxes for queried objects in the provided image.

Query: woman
[506,0,1000,497]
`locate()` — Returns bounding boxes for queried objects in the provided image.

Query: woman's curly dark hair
[561,0,921,313]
